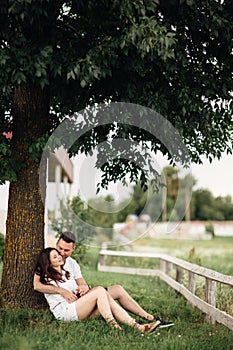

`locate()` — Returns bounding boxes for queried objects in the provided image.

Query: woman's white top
[44,271,77,311]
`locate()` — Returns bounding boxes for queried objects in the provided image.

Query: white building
[0,147,73,244]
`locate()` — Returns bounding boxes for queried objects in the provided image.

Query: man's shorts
[52,301,78,322]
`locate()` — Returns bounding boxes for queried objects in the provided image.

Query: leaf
[80,79,86,87]
[67,70,76,80]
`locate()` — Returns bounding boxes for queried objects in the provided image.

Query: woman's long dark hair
[34,247,70,284]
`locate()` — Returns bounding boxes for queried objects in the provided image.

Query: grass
[133,236,233,274]
[1,273,233,350]
[100,237,233,316]
[1,237,233,350]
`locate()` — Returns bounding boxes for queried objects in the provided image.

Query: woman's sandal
[142,320,161,334]
[108,318,122,330]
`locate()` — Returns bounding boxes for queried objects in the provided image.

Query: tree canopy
[1,0,233,181]
[0,0,232,308]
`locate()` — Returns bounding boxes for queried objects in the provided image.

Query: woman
[34,247,160,334]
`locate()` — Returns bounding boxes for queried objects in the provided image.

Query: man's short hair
[59,231,76,243]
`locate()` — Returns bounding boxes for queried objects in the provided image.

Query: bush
[205,221,215,238]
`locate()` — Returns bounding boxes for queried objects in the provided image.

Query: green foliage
[0,233,5,261]
[28,134,49,162]
[0,137,18,184]
[0,0,233,186]
[205,222,215,238]
[124,183,149,217]
[50,197,95,261]
[71,166,233,238]
[87,195,118,229]
[53,194,126,244]
[192,189,233,221]
[1,0,233,311]
[110,169,233,222]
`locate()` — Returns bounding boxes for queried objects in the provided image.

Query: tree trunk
[0,84,49,309]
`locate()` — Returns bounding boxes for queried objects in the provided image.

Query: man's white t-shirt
[64,256,82,280]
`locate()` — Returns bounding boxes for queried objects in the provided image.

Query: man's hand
[76,284,90,297]
[59,288,78,303]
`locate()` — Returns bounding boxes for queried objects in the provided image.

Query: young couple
[34,231,174,333]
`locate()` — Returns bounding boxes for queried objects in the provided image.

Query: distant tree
[115,182,160,221]
[125,183,149,217]
[144,191,163,222]
[212,195,233,221]
[116,170,196,223]
[176,174,196,221]
[50,196,95,261]
[224,204,233,220]
[86,195,118,242]
[161,166,178,221]
[192,189,224,220]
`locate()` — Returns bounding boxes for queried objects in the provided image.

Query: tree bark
[0,84,50,308]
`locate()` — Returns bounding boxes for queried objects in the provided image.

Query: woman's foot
[108,318,122,330]
[137,316,174,329]
[143,320,161,334]
[134,320,161,334]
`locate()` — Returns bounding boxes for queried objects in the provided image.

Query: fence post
[176,266,184,284]
[205,278,217,324]
[160,259,166,273]
[166,262,173,277]
[99,243,108,267]
[188,271,196,294]
[187,271,196,306]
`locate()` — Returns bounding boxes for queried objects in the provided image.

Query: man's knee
[92,285,108,296]
[107,284,126,299]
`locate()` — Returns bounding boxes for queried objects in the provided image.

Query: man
[34,231,174,328]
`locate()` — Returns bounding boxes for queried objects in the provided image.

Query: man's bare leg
[107,285,154,321]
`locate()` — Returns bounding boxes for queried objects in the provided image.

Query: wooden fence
[98,249,233,331]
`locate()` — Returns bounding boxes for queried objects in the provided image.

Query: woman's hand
[76,284,90,297]
[60,288,78,303]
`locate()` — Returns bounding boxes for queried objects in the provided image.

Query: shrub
[205,221,215,238]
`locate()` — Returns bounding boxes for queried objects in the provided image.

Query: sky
[0,151,232,210]
[191,152,233,198]
[72,151,233,203]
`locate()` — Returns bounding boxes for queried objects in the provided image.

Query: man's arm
[33,274,78,303]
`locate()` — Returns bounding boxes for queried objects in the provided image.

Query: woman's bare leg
[75,286,121,329]
[104,293,155,333]
[107,285,154,320]
[106,293,137,325]
[75,286,160,333]
[75,286,115,322]
[75,287,160,333]
[107,295,161,334]
[76,287,135,325]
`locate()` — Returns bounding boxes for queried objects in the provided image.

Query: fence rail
[98,249,233,331]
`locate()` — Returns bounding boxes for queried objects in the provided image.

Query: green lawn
[1,272,233,350]
[0,237,233,350]
[134,236,233,274]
